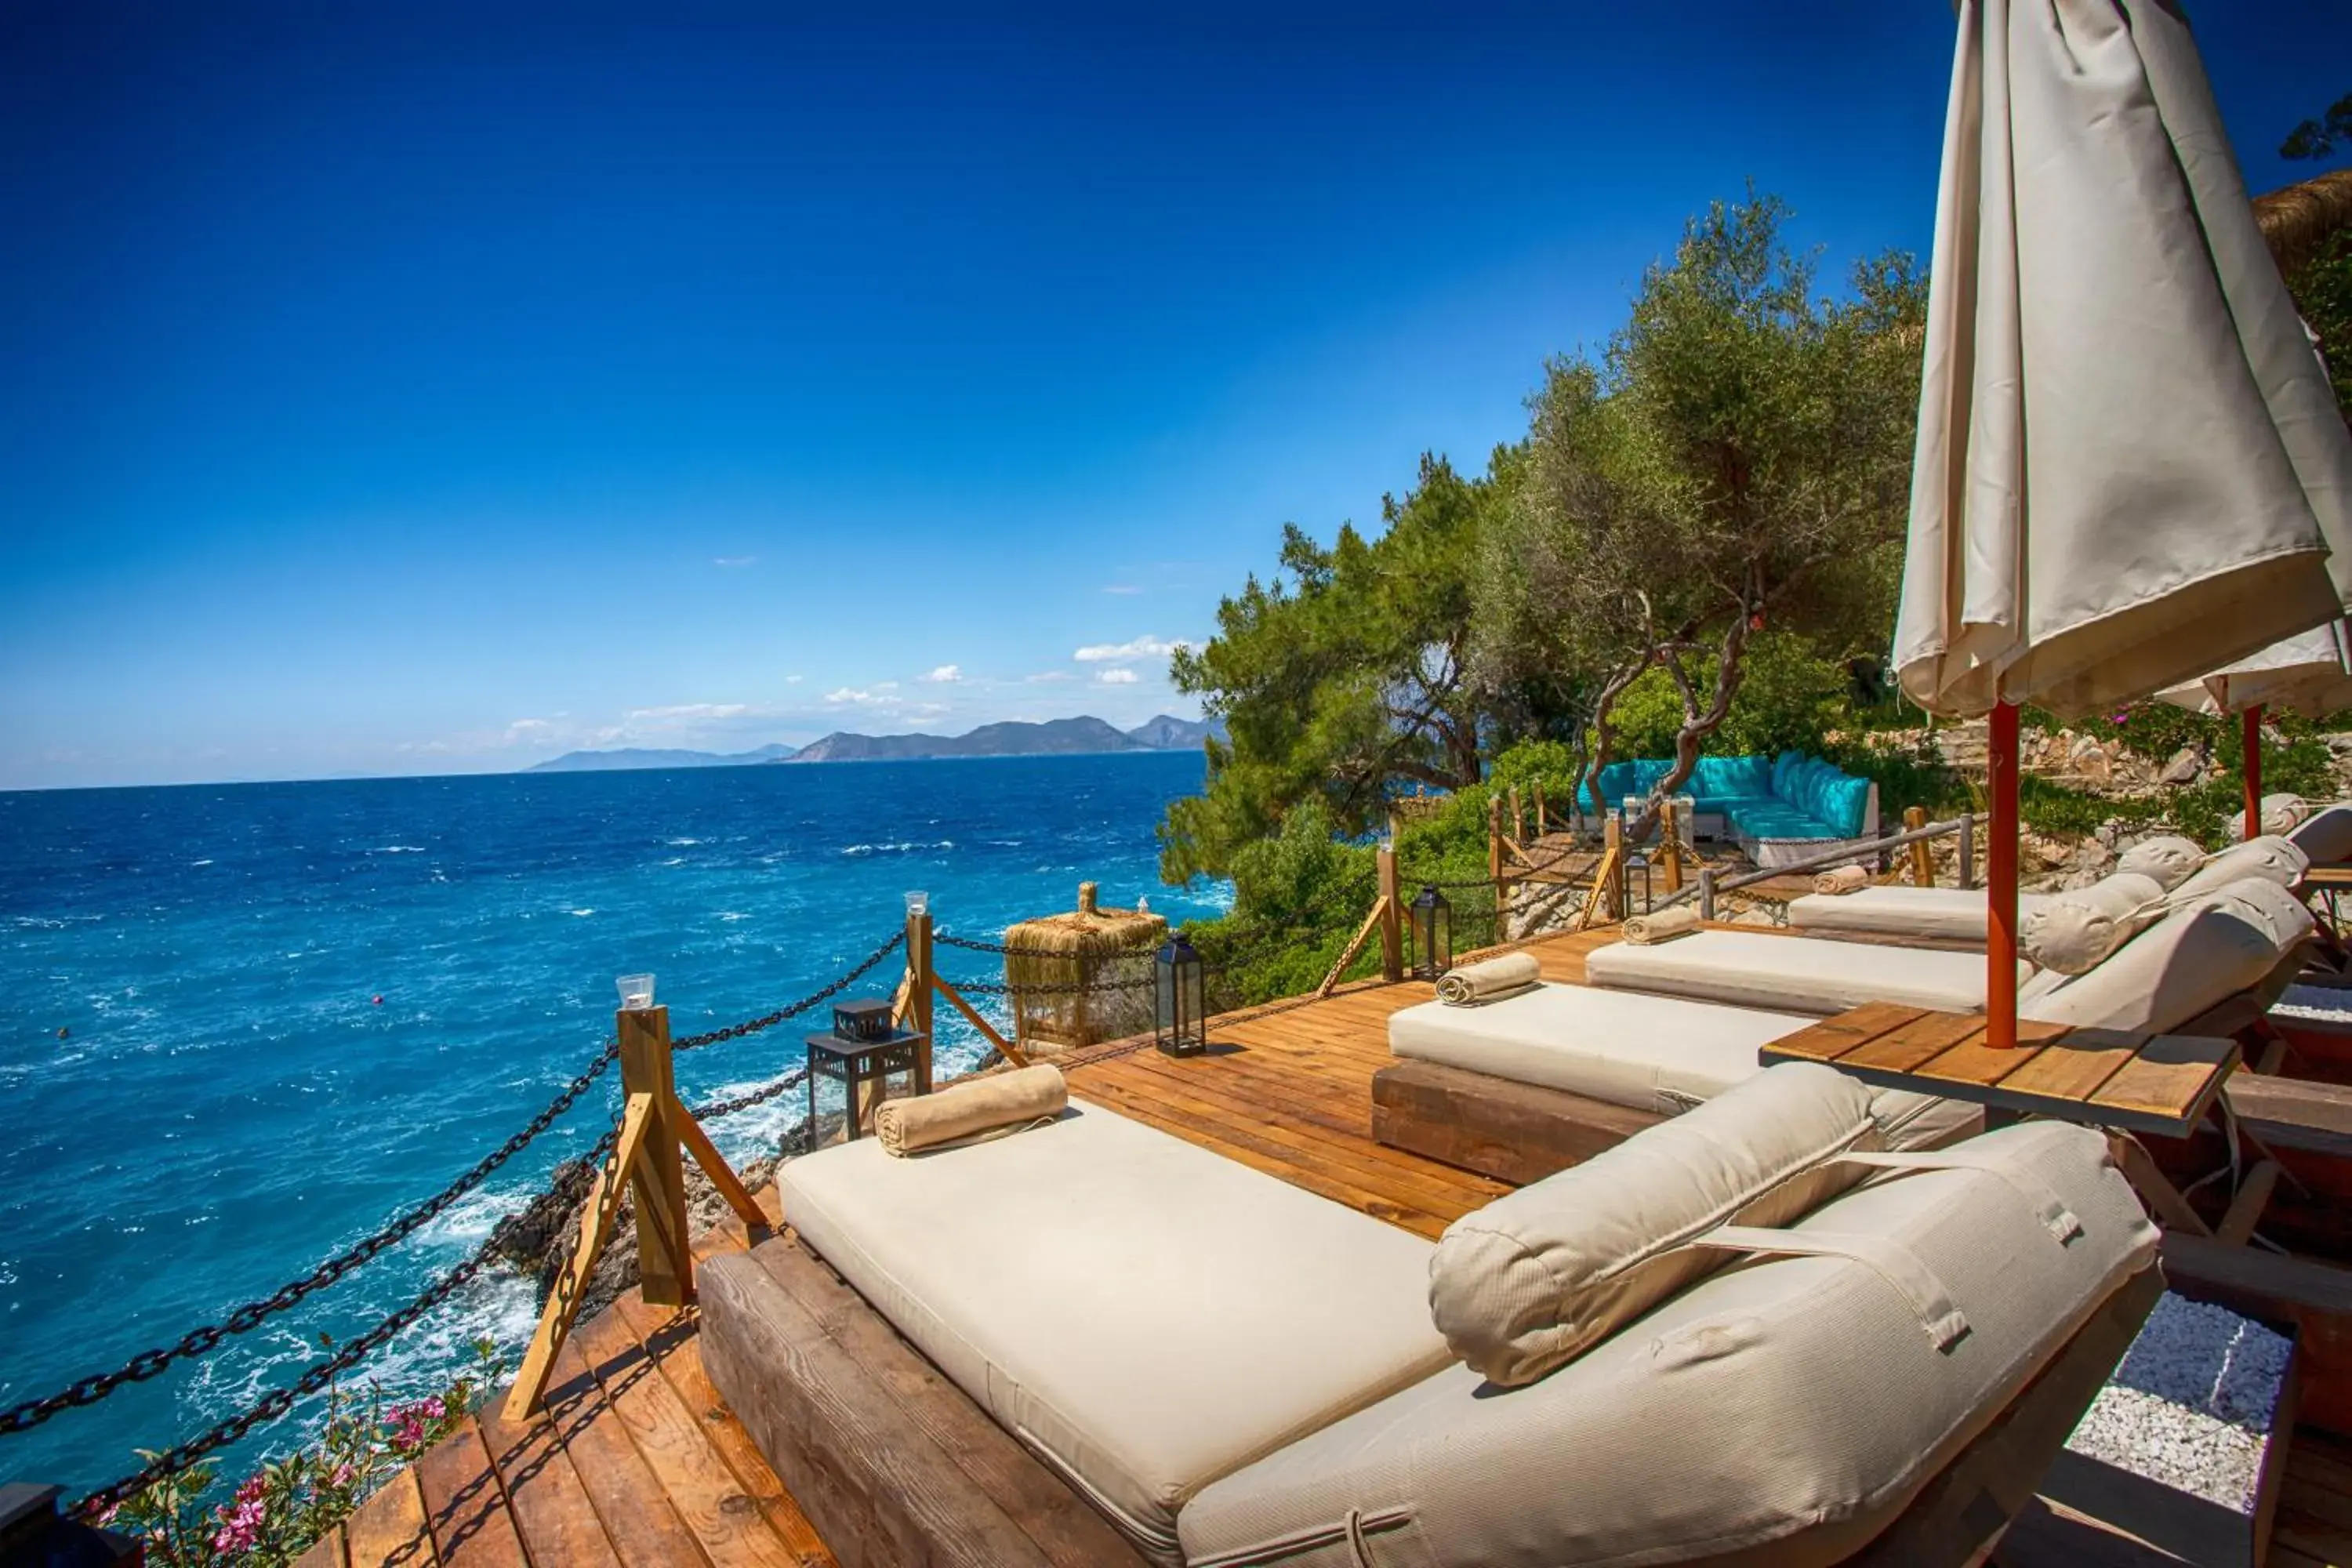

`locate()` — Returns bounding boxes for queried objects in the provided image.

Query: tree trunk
[1633,609,1753,840]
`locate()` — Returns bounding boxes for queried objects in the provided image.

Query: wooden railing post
[1376,844,1404,982]
[1958,813,1976,891]
[1531,781,1548,838]
[1659,800,1685,893]
[1508,786,1525,848]
[1602,812,1624,923]
[903,899,935,1126]
[1698,866,1717,922]
[618,1004,692,1308]
[1904,806,1933,886]
[1487,797,1505,891]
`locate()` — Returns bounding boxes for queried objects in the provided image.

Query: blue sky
[3,2,2346,789]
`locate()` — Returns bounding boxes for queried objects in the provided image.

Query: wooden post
[618,1004,692,1308]
[1601,812,1624,923]
[1698,866,1716,922]
[2245,705,2264,844]
[1958,813,1976,891]
[1487,797,1505,891]
[903,902,935,1127]
[1532,781,1548,838]
[1659,800,1685,893]
[1988,701,2021,1051]
[1905,806,1933,887]
[1376,844,1404,982]
[1508,786,1524,848]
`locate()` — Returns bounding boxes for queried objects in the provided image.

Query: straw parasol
[2254,167,2352,287]
[1002,882,1167,1054]
[1895,0,2352,1047]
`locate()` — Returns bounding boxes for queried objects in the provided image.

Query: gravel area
[2064,1291,2290,1513]
[2273,982,2352,1023]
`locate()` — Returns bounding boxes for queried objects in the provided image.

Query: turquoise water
[0,752,1222,1497]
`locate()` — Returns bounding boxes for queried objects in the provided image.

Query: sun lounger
[700,1069,2159,1567]
[2292,803,2352,866]
[1587,894,2306,1035]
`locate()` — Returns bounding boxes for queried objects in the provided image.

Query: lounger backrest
[2292,804,2352,866]
[1178,1122,2158,1568]
[2170,834,2309,900]
[2020,899,2281,1032]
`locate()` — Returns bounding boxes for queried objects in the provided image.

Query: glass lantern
[615,973,655,1011]
[1410,885,1453,980]
[1622,852,1653,915]
[1155,933,1208,1057]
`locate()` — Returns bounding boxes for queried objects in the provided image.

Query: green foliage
[106,1340,503,1566]
[1820,734,1970,821]
[1160,451,1527,882]
[1606,633,1849,760]
[1180,799,1377,1007]
[2281,92,2352,161]
[2285,227,2352,429]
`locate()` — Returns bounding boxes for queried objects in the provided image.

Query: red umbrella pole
[2245,704,2263,842]
[1988,701,2019,1050]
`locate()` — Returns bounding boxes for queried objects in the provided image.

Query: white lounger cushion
[2172,834,2308,900]
[2018,900,2288,1030]
[1429,1064,1882,1385]
[1179,1122,2158,1568]
[2118,834,2207,889]
[1386,982,1980,1150]
[1585,929,2011,1015]
[2292,803,2352,866]
[1790,884,2056,942]
[2020,873,2168,974]
[777,1099,1450,1562]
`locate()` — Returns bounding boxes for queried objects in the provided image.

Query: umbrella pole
[2244,705,2263,842]
[1988,701,2019,1050]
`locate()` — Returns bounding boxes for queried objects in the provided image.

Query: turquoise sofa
[1577,752,1878,866]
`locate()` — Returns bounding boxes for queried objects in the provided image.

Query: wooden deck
[288,924,2350,1568]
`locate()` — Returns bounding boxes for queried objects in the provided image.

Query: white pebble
[2064,1292,2289,1513]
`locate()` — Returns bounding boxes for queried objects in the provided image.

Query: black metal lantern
[1410,884,1452,980]
[1622,851,1653,915]
[1155,932,1208,1056]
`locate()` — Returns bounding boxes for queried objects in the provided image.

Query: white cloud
[785,673,804,684]
[713,556,757,569]
[1096,668,1139,684]
[826,687,884,706]
[1026,671,1073,684]
[628,702,750,722]
[1102,584,1142,596]
[1073,634,1196,664]
[920,665,962,684]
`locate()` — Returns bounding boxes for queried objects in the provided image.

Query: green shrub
[1606,632,1849,760]
[1820,734,1969,819]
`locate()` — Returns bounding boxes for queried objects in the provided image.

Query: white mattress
[1387,983,1980,1149]
[1789,885,2056,942]
[775,1098,1451,1563]
[1584,929,2009,1015]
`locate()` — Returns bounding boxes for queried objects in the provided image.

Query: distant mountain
[787,716,1145,764]
[526,743,797,774]
[1125,713,1225,750]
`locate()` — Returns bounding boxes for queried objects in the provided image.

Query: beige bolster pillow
[873,1064,1067,1156]
[1813,864,1869,895]
[2018,872,2166,975]
[2116,834,2205,891]
[1436,952,1541,1005]
[2174,877,2317,953]
[1622,906,1700,945]
[2172,835,2310,901]
[1428,1062,1883,1387]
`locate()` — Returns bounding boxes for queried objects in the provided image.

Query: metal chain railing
[0,1036,622,1439]
[952,971,1154,997]
[673,931,905,1050]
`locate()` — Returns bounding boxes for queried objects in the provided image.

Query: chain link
[0,1037,621,1439]
[953,972,1154,997]
[672,931,905,1050]
[933,931,1017,956]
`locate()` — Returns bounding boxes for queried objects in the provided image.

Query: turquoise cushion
[1821,775,1872,837]
[1772,750,1803,797]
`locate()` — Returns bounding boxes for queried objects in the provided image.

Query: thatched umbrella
[1003,883,1167,1054]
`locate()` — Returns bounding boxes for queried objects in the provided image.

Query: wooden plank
[618,1008,693,1308]
[412,1421,530,1568]
[292,1524,347,1568]
[2089,1035,2239,1129]
[934,976,1028,1068]
[1370,1060,1661,1187]
[543,1338,713,1568]
[1910,1017,2071,1091]
[1759,1003,1928,1065]
[2225,1074,2352,1160]
[343,1468,435,1568]
[473,1403,625,1568]
[571,1304,804,1568]
[752,1243,1147,1568]
[1840,1010,1992,1075]
[1994,1028,2144,1104]
[2108,1133,2212,1237]
[608,1292,835,1566]
[2217,1160,2284,1248]
[697,1251,1119,1567]
[679,1105,774,1230]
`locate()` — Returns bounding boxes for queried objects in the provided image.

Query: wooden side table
[804,1029,931,1143]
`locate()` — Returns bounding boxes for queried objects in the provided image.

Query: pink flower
[210,1494,266,1554]
[329,1463,356,1489]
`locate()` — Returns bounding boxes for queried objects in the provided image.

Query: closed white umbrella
[1896,0,2352,1046]
[2158,622,2352,838]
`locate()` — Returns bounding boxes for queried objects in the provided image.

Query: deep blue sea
[0,751,1222,1498]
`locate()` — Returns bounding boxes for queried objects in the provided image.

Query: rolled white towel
[1623,906,1702,945]
[1436,952,1542,1005]
[1813,865,1870,895]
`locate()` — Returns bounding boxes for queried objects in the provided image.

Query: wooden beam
[1659,800,1684,893]
[1577,844,1621,933]
[617,1006,692,1308]
[935,975,1029,1069]
[504,1091,655,1422]
[676,1107,769,1231]
[1905,805,1933,886]
[2107,1131,2212,1237]
[2227,1073,2352,1160]
[2217,1160,2283,1247]
[1317,898,1391,999]
[1375,846,1403,982]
